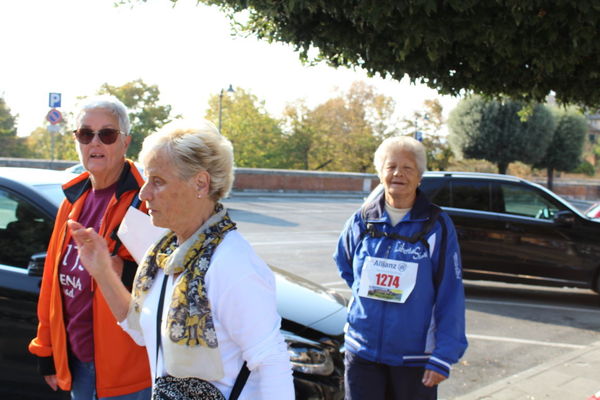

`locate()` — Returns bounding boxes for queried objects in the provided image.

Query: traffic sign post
[49,93,61,108]
[46,109,63,125]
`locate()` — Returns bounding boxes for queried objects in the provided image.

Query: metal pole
[218,88,224,133]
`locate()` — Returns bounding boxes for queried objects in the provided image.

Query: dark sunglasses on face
[73,128,121,145]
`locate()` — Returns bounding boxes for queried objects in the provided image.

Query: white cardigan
[120,230,294,399]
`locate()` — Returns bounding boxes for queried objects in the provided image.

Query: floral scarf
[130,203,236,353]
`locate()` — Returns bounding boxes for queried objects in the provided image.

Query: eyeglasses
[73,128,121,145]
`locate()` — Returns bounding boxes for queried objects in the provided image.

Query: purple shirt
[59,183,116,362]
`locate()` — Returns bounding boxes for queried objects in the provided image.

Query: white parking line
[251,240,337,246]
[466,334,586,349]
[467,298,600,314]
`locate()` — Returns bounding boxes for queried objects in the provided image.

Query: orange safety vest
[28,160,152,397]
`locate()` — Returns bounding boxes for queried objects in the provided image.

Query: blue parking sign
[49,93,61,108]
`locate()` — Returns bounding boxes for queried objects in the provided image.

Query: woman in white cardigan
[68,120,294,399]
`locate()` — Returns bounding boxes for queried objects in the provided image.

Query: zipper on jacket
[376,240,394,360]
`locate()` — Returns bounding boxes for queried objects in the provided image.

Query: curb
[454,341,600,399]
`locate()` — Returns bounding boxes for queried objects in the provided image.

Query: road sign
[47,108,63,125]
[49,93,61,108]
[415,131,423,142]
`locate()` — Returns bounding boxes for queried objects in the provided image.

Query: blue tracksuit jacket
[334,189,468,377]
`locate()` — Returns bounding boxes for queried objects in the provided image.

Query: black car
[369,171,600,293]
[0,167,346,400]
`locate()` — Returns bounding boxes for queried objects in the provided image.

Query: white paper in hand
[117,206,168,264]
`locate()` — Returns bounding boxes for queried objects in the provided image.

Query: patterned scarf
[131,203,236,348]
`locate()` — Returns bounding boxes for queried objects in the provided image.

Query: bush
[573,161,596,176]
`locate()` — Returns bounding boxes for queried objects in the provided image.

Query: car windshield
[33,183,65,207]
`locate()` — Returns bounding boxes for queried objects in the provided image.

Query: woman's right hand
[67,220,112,279]
[43,374,58,391]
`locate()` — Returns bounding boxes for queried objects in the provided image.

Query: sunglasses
[73,128,121,145]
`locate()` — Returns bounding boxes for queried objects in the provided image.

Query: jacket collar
[63,160,141,204]
[364,187,433,222]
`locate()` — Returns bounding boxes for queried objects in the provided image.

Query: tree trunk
[547,168,554,191]
[498,162,508,174]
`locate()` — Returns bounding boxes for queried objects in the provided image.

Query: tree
[140,0,600,106]
[98,79,177,159]
[25,125,79,161]
[534,108,587,189]
[205,88,288,168]
[402,99,454,171]
[448,96,555,174]
[283,81,397,172]
[0,98,28,157]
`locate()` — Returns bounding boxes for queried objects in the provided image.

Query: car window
[500,183,560,219]
[420,177,450,206]
[450,180,492,211]
[0,189,53,268]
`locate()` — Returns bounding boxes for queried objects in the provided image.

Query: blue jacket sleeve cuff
[426,356,451,378]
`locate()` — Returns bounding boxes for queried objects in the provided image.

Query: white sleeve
[117,315,146,346]
[212,247,294,399]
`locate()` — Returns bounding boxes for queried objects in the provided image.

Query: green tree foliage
[534,108,587,189]
[139,0,600,106]
[448,96,555,174]
[283,81,397,172]
[25,125,79,161]
[205,88,287,168]
[0,98,28,157]
[402,99,453,171]
[98,79,176,159]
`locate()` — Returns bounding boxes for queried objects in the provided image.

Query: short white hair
[139,120,234,201]
[75,95,131,135]
[374,136,427,177]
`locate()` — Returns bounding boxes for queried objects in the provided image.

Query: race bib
[358,256,418,303]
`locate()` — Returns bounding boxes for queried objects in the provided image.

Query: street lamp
[218,84,235,133]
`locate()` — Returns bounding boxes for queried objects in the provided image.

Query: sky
[0,0,460,137]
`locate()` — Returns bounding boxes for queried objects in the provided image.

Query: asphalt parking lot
[224,193,600,399]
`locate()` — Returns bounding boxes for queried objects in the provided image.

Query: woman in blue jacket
[334,136,467,400]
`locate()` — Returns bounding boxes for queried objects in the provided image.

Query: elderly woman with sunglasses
[67,121,294,399]
[29,95,152,400]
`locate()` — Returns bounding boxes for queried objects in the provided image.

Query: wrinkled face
[75,108,130,178]
[380,148,421,204]
[139,149,199,235]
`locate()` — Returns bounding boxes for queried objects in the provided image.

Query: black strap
[363,205,441,250]
[155,275,169,374]
[229,361,250,400]
[154,274,250,400]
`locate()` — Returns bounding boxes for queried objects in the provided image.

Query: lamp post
[218,84,235,133]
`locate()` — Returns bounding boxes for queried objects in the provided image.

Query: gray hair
[374,136,427,177]
[139,120,234,201]
[75,95,131,135]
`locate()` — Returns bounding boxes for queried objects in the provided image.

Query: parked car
[367,171,600,293]
[0,167,345,400]
[65,162,144,175]
[585,201,600,220]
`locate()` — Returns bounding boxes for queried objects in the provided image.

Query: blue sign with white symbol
[415,131,423,142]
[49,93,61,108]
[47,108,63,125]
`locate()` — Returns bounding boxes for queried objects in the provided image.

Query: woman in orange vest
[29,95,151,399]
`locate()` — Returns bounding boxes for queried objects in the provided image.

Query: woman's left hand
[422,369,446,387]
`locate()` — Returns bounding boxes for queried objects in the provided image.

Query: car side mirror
[27,252,47,277]
[554,210,575,226]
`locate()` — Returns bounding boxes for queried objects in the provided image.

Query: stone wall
[1,158,598,199]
